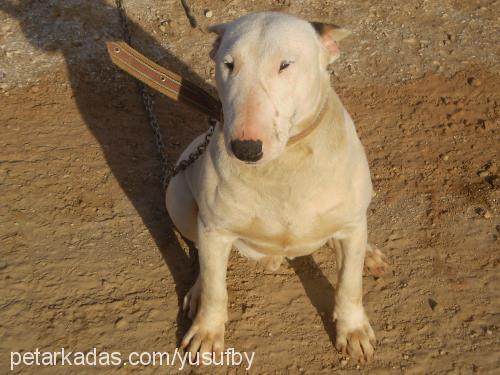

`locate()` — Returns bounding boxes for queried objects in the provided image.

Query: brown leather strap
[107,41,222,120]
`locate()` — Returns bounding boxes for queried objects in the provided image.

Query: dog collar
[286,95,329,146]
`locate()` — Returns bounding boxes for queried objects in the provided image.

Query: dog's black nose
[230,139,263,162]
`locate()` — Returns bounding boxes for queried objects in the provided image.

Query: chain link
[115,0,216,191]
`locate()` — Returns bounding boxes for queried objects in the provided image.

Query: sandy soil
[1,0,499,373]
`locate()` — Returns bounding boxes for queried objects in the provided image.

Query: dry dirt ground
[1,0,499,374]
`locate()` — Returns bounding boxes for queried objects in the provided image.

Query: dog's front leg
[181,219,233,356]
[333,219,375,363]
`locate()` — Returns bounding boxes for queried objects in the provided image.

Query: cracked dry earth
[1,0,499,374]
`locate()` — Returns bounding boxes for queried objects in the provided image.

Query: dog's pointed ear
[207,23,227,60]
[310,22,351,63]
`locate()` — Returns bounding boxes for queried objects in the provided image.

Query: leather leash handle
[106,41,222,121]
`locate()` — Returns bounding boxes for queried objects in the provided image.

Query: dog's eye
[223,58,234,72]
[279,60,293,73]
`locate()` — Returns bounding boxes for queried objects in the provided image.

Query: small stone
[403,38,417,44]
[268,332,272,336]
[428,298,438,310]
[115,317,129,330]
[31,86,40,93]
[159,25,167,33]
[442,154,449,161]
[467,77,481,86]
[340,359,348,367]
[474,207,484,216]
[205,10,213,18]
[439,349,446,355]
[475,207,491,218]
[403,354,409,360]
[486,329,492,335]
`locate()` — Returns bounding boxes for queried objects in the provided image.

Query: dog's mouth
[229,150,263,164]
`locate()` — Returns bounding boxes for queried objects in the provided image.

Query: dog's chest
[215,171,352,255]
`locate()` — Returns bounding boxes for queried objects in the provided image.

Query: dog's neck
[286,91,330,146]
[285,84,346,152]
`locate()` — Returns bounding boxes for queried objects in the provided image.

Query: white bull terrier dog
[166,11,389,363]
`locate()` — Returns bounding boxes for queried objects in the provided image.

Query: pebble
[428,298,438,310]
[475,207,491,219]
[467,77,481,86]
[159,25,167,33]
[340,359,348,366]
[403,38,417,44]
[403,354,409,360]
[205,10,213,18]
[115,317,129,330]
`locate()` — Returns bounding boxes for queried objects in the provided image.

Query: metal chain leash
[115,0,216,191]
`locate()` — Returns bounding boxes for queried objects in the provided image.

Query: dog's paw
[181,317,225,356]
[334,308,376,364]
[183,279,201,320]
[364,244,389,277]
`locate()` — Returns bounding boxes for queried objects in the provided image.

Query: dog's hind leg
[165,173,198,242]
[328,240,389,277]
[364,243,389,277]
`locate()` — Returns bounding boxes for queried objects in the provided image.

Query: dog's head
[209,12,350,164]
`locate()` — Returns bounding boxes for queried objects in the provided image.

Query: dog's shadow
[288,256,337,346]
[2,1,337,349]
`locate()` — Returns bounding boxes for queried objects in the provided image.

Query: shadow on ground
[289,256,337,346]
[1,0,337,348]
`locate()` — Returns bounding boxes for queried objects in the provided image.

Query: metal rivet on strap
[114,47,121,53]
[160,75,166,82]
